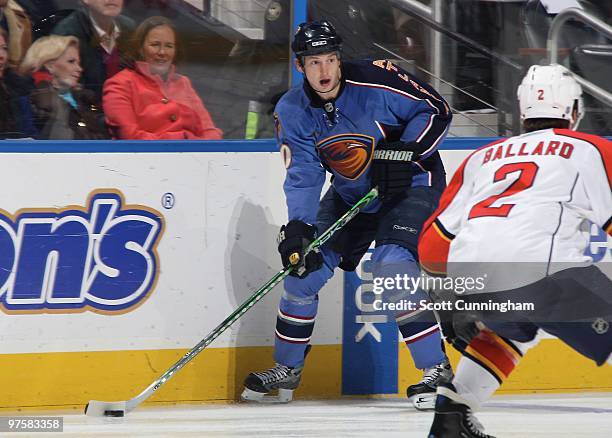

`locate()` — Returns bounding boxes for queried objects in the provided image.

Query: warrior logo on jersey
[316,134,375,180]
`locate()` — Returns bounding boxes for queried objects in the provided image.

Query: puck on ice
[104,410,125,417]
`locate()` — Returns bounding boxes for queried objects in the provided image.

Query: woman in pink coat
[103,16,222,140]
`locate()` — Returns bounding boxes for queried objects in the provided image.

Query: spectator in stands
[0,0,32,68]
[0,28,18,135]
[20,35,109,139]
[0,27,35,138]
[52,0,134,103]
[103,16,222,140]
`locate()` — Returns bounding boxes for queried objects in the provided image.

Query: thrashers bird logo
[316,134,375,180]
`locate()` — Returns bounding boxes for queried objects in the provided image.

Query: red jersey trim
[419,222,451,275]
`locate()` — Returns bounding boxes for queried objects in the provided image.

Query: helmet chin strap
[569,103,581,130]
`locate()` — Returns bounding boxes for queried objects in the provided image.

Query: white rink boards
[0,140,608,410]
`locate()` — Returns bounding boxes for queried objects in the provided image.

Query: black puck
[104,410,125,417]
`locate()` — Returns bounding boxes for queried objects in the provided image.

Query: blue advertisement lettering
[342,250,398,395]
[0,191,164,313]
[585,223,611,263]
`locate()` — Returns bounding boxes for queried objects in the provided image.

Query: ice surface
[24,393,612,437]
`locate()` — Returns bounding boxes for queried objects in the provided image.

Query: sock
[273,248,339,367]
[398,310,446,369]
[453,329,538,408]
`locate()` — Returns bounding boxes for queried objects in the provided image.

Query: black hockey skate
[242,344,311,403]
[407,358,453,410]
[428,382,495,438]
[241,362,304,403]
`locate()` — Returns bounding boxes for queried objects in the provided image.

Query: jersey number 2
[469,162,539,219]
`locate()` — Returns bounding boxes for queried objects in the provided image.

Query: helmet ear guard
[517,64,584,129]
[291,20,343,61]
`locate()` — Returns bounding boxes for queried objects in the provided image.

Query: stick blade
[84,400,128,417]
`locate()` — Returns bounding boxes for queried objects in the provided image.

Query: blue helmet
[291,20,343,59]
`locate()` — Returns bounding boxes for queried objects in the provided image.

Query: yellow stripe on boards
[399,339,612,395]
[1,339,610,411]
[0,345,341,411]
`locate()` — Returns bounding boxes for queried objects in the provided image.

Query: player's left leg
[429,324,541,438]
[374,186,451,409]
[452,325,539,406]
[370,243,451,410]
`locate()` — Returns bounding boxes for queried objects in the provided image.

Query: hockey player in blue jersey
[241,20,453,409]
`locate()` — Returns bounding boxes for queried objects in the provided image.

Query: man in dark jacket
[0,27,34,138]
[52,0,134,103]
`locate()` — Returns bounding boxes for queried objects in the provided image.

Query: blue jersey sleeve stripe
[346,79,438,109]
[420,126,450,159]
[344,77,451,158]
[415,113,436,142]
[414,108,452,158]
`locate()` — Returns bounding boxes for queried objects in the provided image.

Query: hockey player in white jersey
[420,64,612,438]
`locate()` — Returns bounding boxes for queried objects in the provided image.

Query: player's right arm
[274,97,326,276]
[274,99,326,224]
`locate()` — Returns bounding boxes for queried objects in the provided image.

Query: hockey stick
[85,187,378,417]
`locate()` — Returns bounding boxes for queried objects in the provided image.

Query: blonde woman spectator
[103,16,222,140]
[20,35,108,139]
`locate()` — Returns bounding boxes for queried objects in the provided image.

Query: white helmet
[517,64,584,129]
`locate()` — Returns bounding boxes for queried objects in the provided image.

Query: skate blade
[409,393,436,410]
[240,387,294,403]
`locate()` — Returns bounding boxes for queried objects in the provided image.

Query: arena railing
[385,0,524,135]
[547,7,612,107]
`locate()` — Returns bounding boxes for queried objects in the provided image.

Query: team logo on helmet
[292,20,342,57]
[316,134,375,180]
